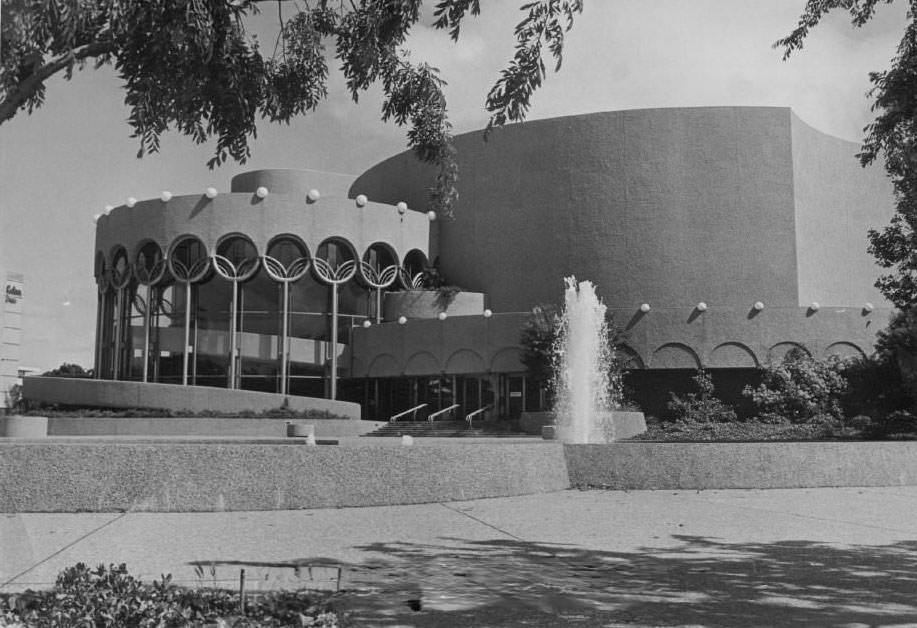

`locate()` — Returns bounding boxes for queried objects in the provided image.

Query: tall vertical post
[376,287,382,324]
[281,282,290,395]
[94,291,104,379]
[330,282,339,400]
[112,288,122,379]
[142,284,151,383]
[182,281,191,386]
[228,281,238,389]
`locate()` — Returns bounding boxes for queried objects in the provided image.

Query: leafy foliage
[628,416,858,442]
[1,1,585,219]
[1,563,338,627]
[666,369,737,424]
[778,2,917,306]
[42,362,93,378]
[3,383,23,413]
[519,302,628,407]
[743,349,848,423]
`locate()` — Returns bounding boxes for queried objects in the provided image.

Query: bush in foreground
[0,563,338,627]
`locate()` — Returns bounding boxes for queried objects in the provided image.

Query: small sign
[509,391,522,398]
[4,283,22,305]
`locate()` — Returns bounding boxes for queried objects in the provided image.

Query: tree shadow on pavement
[192,535,917,627]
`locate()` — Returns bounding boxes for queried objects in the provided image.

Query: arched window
[134,241,165,285]
[168,236,209,283]
[214,234,259,281]
[401,249,428,288]
[264,235,310,281]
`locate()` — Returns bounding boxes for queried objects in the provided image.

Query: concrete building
[1,271,25,411]
[86,107,895,419]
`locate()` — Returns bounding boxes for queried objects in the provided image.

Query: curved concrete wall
[351,107,896,364]
[791,114,894,308]
[95,170,431,272]
[23,377,361,418]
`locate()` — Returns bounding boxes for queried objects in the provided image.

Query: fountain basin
[541,411,647,442]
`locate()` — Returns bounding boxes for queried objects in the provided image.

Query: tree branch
[0,40,115,125]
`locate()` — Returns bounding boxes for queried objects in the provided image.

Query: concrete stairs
[362,420,483,438]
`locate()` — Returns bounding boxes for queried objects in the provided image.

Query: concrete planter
[383,290,485,320]
[1,415,48,438]
[538,411,647,442]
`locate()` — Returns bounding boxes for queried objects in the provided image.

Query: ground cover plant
[633,349,917,442]
[0,563,338,627]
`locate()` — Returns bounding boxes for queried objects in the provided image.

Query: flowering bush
[743,349,847,423]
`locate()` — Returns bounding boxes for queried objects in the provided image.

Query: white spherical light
[160,191,172,202]
[427,211,437,222]
[362,319,372,328]
[696,302,707,312]
[103,204,114,214]
[255,186,269,199]
[810,302,820,312]
[483,309,493,318]
[307,189,320,202]
[396,201,407,215]
[437,311,447,321]
[864,302,875,313]
[355,194,368,207]
[639,303,651,313]
[398,316,407,325]
[93,213,102,223]
[205,186,218,199]
[753,301,765,311]
[126,197,137,208]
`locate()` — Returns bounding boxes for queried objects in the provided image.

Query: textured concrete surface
[0,415,47,437]
[566,441,917,489]
[4,487,917,626]
[0,439,568,512]
[23,377,361,418]
[43,416,382,438]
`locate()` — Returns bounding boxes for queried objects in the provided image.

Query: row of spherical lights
[96,187,436,222]
[359,308,494,329]
[636,301,875,313]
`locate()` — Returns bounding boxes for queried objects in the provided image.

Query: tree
[777,1,917,307]
[1,0,584,219]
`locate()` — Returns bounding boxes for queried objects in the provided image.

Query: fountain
[552,277,645,443]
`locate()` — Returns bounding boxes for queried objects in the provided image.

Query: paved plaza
[3,487,917,626]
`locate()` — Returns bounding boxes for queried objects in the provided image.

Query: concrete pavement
[3,487,917,626]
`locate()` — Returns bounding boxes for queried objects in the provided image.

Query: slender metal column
[94,291,104,379]
[228,281,238,389]
[376,287,382,324]
[112,288,123,379]
[182,281,191,386]
[281,282,290,395]
[330,282,339,399]
[142,284,151,383]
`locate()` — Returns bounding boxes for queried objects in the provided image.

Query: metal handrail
[427,403,460,422]
[465,405,491,427]
[390,403,427,423]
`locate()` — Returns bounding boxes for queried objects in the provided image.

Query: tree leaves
[1,1,584,219]
[777,1,917,307]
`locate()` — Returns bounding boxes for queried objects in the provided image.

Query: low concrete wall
[22,378,360,419]
[565,442,917,489]
[0,415,48,438]
[0,441,569,512]
[44,417,383,438]
[519,411,553,435]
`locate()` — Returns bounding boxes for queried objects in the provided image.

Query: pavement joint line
[0,512,129,590]
[438,502,527,542]
[690,494,917,535]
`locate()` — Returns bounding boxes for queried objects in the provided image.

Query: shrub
[3,383,22,413]
[743,349,847,423]
[42,363,93,378]
[0,563,338,627]
[667,369,737,423]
